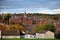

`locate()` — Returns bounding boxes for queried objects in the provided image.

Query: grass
[0,38,60,40]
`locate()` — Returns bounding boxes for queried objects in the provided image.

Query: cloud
[0,8,26,14]
[53,9,60,11]
[0,8,60,14]
[53,9,60,14]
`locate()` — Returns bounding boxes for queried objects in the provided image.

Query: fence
[0,30,20,38]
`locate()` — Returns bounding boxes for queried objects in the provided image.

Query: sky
[0,0,60,14]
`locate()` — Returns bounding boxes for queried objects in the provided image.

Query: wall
[35,31,54,38]
[25,34,35,38]
[0,31,1,38]
[2,36,20,38]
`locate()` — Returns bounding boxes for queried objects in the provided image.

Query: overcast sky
[0,0,60,14]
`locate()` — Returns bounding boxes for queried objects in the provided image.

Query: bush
[55,32,60,39]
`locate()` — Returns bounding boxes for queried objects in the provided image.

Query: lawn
[0,38,60,40]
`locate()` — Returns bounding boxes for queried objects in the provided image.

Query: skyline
[0,0,60,14]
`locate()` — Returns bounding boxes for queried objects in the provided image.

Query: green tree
[0,15,2,19]
[34,25,42,32]
[34,23,56,32]
[53,15,59,20]
[4,14,11,24]
[0,15,3,22]
[43,23,56,32]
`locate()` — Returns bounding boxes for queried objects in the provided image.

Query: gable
[45,31,54,34]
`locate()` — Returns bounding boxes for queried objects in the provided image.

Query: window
[26,36,28,37]
[30,36,32,37]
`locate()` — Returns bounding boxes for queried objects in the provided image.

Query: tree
[34,23,56,32]
[7,25,20,30]
[0,24,7,30]
[7,24,25,31]
[17,24,25,31]
[0,15,3,23]
[34,25,43,32]
[43,23,56,32]
[53,15,59,20]
[0,15,2,19]
[4,14,11,24]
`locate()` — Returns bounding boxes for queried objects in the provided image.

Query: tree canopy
[4,14,11,24]
[7,24,25,31]
[34,23,56,32]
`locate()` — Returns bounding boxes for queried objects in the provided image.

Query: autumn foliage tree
[7,24,25,31]
[0,24,7,30]
[7,25,19,30]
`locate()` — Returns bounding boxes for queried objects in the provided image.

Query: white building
[0,31,1,38]
[35,30,54,39]
[36,33,45,38]
[25,34,35,38]
[44,31,54,38]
